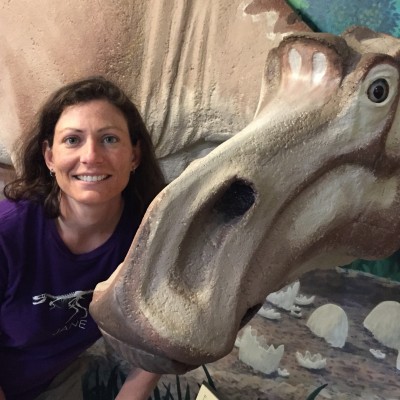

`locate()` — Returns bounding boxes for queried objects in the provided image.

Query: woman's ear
[42,140,54,171]
[131,140,142,171]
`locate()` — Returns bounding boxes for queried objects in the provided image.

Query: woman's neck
[57,196,125,254]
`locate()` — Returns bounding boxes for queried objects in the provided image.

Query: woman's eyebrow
[56,127,84,134]
[57,125,125,134]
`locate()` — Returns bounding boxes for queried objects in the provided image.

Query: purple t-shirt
[0,199,140,400]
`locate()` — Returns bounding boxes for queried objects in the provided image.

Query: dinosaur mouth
[100,329,199,374]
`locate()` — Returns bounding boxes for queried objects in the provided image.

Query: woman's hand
[115,368,161,400]
[0,386,6,400]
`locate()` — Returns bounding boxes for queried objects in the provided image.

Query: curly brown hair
[4,76,165,218]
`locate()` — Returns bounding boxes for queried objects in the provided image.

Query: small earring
[49,169,55,177]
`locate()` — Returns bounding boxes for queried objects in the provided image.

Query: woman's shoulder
[0,199,44,230]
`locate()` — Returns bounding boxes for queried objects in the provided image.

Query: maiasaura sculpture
[90,26,400,374]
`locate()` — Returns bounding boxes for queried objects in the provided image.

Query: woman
[0,77,166,400]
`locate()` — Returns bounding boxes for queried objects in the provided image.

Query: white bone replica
[277,368,290,377]
[238,326,284,375]
[364,301,400,370]
[90,27,400,373]
[296,351,327,370]
[267,280,300,310]
[369,349,386,360]
[306,304,348,348]
[257,306,281,320]
[295,294,315,306]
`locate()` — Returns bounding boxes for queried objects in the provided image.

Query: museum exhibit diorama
[1,0,400,399]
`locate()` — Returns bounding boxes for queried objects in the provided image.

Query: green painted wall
[287,0,400,36]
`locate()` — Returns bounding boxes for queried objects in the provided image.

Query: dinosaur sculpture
[90,26,400,374]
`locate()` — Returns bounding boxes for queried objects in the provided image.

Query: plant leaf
[152,384,162,400]
[306,383,328,400]
[201,365,217,391]
[176,375,182,400]
[184,383,191,400]
[162,383,173,400]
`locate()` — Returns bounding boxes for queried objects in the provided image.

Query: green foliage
[306,384,328,400]
[82,364,127,400]
[148,365,213,400]
[202,364,217,391]
[175,375,191,400]
[149,384,162,400]
[148,365,326,400]
[82,362,327,399]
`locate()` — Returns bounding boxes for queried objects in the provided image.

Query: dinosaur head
[90,27,400,373]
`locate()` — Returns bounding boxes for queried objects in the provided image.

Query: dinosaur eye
[367,78,389,103]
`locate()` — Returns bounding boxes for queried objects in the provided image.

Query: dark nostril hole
[213,179,256,223]
[239,303,262,328]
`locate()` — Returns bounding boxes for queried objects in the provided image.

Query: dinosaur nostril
[213,179,256,223]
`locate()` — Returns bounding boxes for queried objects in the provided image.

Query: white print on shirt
[32,290,93,335]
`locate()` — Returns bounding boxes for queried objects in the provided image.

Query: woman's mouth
[74,175,109,182]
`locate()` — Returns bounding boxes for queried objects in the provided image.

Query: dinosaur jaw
[99,329,197,374]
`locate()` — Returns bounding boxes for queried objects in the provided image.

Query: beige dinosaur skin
[0,0,307,183]
[90,27,400,374]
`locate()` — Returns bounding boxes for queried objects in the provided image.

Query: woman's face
[43,99,141,210]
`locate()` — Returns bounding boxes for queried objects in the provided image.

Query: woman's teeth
[76,175,108,182]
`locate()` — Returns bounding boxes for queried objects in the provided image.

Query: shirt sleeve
[0,238,7,302]
[0,236,8,337]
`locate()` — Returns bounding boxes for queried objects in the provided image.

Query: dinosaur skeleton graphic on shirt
[32,290,93,324]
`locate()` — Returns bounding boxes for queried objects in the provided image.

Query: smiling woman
[0,77,165,400]
[43,100,142,254]
[45,100,139,206]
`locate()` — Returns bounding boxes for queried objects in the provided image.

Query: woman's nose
[80,140,103,164]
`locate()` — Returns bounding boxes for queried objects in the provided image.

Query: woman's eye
[103,135,118,144]
[64,137,79,146]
